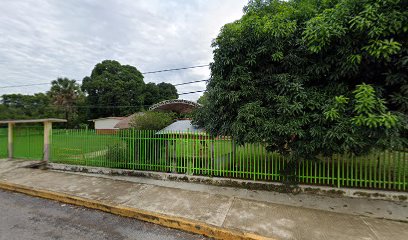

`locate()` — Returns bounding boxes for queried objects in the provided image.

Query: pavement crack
[221,197,235,227]
[360,217,381,240]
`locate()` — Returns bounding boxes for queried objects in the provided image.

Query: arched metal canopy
[149,99,201,114]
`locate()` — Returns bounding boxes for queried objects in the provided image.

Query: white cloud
[0,0,246,101]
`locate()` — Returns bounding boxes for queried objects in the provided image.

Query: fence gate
[13,126,44,160]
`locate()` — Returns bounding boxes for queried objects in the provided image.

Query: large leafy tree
[194,0,407,168]
[82,60,145,119]
[144,82,178,106]
[156,82,178,101]
[48,78,83,126]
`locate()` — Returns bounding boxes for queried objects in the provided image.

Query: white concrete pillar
[43,121,52,161]
[7,123,13,159]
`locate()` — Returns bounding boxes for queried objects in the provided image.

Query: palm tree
[48,78,82,124]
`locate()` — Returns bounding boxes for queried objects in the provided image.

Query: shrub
[130,111,176,130]
[105,142,131,167]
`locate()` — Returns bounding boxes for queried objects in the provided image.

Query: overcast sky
[0,0,247,101]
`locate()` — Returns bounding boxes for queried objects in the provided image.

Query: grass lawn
[51,129,121,165]
[0,128,7,158]
[13,127,43,160]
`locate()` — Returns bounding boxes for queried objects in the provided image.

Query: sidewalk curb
[48,163,408,202]
[0,181,274,240]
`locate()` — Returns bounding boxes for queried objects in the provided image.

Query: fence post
[7,123,13,160]
[211,140,215,176]
[165,139,169,170]
[232,139,236,165]
[187,134,195,175]
[172,132,178,173]
[337,154,341,188]
[43,121,52,162]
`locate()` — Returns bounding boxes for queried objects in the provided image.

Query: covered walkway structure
[0,119,66,161]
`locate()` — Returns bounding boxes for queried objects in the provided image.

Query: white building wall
[94,119,121,129]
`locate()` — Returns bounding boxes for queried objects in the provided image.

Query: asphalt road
[0,189,209,240]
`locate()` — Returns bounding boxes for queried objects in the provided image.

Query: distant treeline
[0,60,178,128]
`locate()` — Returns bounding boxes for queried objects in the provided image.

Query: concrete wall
[94,119,121,130]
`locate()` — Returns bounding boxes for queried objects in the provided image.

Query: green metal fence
[0,128,7,159]
[13,126,44,160]
[50,129,408,191]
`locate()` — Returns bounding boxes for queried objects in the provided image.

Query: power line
[0,83,50,89]
[174,79,208,86]
[142,64,209,74]
[0,64,210,89]
[178,90,206,95]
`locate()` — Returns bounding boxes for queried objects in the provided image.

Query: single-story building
[114,112,144,129]
[89,117,125,134]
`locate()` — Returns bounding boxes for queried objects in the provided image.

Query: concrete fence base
[47,163,408,202]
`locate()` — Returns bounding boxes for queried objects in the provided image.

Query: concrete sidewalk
[0,160,407,240]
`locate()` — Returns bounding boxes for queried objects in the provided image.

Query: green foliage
[0,78,86,128]
[106,141,131,165]
[324,95,349,121]
[351,84,397,128]
[81,60,145,119]
[325,84,399,128]
[0,93,59,120]
[361,39,402,61]
[1,60,178,126]
[196,92,208,105]
[193,0,408,166]
[48,78,83,127]
[81,60,178,120]
[48,78,81,107]
[302,0,408,107]
[144,82,178,106]
[129,111,176,130]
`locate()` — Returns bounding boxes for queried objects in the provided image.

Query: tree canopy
[144,82,178,106]
[82,60,146,119]
[48,78,84,127]
[81,60,179,120]
[0,93,56,120]
[193,0,408,161]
